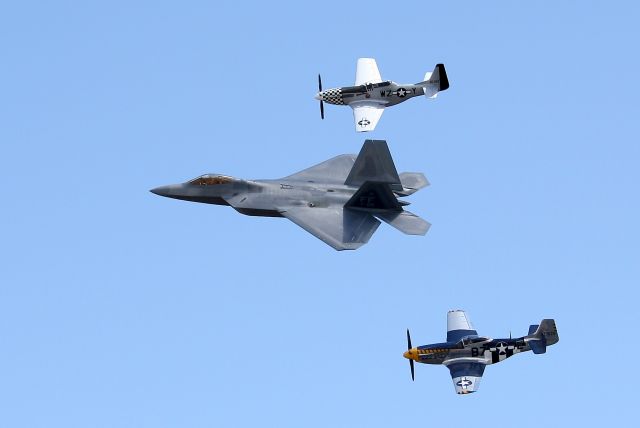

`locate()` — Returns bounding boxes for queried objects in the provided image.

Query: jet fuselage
[151,177,364,218]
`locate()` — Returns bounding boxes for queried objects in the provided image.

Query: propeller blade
[318,74,324,119]
[410,359,415,381]
[406,329,414,381]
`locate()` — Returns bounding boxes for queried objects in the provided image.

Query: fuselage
[405,336,532,367]
[316,81,425,108]
[151,175,360,217]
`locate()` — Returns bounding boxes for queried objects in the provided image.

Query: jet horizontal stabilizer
[397,172,430,196]
[375,210,430,235]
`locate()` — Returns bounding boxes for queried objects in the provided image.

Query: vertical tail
[420,63,449,98]
[526,319,559,354]
[344,140,429,236]
[344,140,401,188]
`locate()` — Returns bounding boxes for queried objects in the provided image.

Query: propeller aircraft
[316,58,449,132]
[404,310,559,394]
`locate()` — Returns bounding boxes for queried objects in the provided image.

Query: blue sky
[1,1,639,426]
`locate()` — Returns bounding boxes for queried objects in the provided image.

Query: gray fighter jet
[404,310,559,394]
[151,140,429,250]
[315,58,449,132]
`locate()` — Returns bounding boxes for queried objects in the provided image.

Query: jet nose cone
[150,185,171,197]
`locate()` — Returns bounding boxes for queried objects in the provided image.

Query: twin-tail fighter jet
[151,140,430,251]
[315,58,449,132]
[404,310,559,394]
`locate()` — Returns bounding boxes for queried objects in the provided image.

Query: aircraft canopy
[188,175,234,186]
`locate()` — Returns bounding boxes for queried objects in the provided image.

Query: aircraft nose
[403,349,419,361]
[150,185,171,197]
[314,92,323,101]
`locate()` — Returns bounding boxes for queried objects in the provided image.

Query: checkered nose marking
[317,88,345,105]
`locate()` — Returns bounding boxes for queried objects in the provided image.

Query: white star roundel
[457,378,473,389]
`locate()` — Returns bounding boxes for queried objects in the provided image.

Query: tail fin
[344,140,429,235]
[526,319,559,354]
[419,63,449,98]
[345,140,401,188]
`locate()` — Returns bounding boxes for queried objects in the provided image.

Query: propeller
[318,74,324,120]
[406,329,415,381]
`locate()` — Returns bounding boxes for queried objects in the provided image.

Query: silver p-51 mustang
[404,310,559,394]
[316,58,449,132]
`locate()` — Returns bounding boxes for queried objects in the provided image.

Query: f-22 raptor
[404,310,559,394]
[316,58,449,132]
[151,140,430,250]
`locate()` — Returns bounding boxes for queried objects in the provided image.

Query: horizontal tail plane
[375,210,430,235]
[397,172,429,196]
[344,140,430,236]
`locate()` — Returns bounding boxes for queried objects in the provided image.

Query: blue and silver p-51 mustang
[404,310,559,394]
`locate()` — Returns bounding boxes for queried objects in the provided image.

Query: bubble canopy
[457,336,491,347]
[188,174,234,186]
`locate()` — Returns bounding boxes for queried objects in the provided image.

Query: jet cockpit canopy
[188,174,234,186]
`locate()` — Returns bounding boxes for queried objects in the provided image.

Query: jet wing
[446,361,487,394]
[279,206,380,251]
[352,105,385,132]
[355,58,382,85]
[282,154,356,184]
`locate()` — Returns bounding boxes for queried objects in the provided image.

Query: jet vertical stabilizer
[343,140,430,236]
[344,140,401,187]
